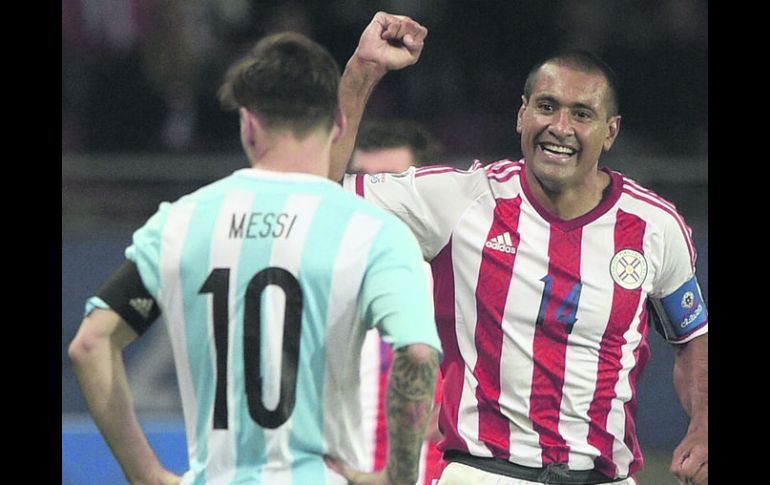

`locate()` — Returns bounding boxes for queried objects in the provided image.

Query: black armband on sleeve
[96,260,161,336]
[647,298,672,341]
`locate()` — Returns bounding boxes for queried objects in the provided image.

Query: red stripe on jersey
[431,239,470,455]
[373,338,393,470]
[529,226,583,465]
[473,196,523,460]
[622,186,696,270]
[355,174,365,198]
[586,209,646,478]
[415,166,459,178]
[488,166,523,184]
[484,159,518,174]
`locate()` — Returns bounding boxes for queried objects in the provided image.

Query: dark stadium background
[62,1,707,483]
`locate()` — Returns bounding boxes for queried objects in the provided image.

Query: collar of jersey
[519,162,624,232]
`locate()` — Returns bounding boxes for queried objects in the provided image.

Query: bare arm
[384,344,440,484]
[329,12,428,183]
[670,333,708,485]
[68,308,180,485]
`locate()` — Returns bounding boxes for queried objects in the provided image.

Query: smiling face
[517,63,621,193]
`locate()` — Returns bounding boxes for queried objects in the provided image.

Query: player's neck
[249,132,332,178]
[527,169,611,221]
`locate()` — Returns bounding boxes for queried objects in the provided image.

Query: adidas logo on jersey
[130,297,155,319]
[485,232,516,254]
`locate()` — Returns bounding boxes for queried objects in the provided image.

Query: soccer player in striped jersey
[68,29,441,485]
[329,12,708,485]
[349,119,446,485]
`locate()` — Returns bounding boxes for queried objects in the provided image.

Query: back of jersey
[127,168,438,484]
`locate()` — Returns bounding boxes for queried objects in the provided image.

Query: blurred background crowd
[62,0,707,158]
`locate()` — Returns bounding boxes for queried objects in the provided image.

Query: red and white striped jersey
[343,159,708,479]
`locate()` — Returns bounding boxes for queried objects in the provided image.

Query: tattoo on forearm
[386,347,439,484]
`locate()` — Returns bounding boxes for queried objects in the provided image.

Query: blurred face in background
[350,147,415,174]
[517,63,620,192]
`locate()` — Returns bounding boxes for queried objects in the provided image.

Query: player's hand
[352,11,428,74]
[670,425,707,484]
[324,455,391,485]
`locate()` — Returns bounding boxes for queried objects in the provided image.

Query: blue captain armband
[648,276,708,343]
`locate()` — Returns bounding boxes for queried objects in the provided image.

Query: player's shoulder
[613,169,697,251]
[615,170,687,222]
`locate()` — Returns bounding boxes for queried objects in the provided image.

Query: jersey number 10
[200,267,302,430]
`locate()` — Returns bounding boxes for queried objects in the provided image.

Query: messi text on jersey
[229,212,298,239]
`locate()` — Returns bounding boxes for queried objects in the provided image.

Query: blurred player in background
[350,119,446,485]
[328,11,708,485]
[68,29,441,484]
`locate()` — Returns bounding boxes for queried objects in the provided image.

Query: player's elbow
[68,323,107,368]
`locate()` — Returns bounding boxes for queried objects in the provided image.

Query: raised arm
[69,308,181,485]
[330,12,428,183]
[670,333,708,485]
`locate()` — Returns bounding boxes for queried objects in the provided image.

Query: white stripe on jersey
[323,211,384,472]
[207,191,252,484]
[159,203,199,473]
[260,193,320,485]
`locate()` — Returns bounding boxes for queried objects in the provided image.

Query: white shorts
[437,461,637,485]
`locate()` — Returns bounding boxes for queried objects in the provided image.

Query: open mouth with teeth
[539,142,577,157]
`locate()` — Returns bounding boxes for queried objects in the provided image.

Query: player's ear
[331,107,347,144]
[239,107,257,148]
[603,115,622,152]
[516,95,527,134]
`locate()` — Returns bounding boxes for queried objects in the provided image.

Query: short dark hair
[355,120,440,167]
[218,32,340,137]
[523,49,620,118]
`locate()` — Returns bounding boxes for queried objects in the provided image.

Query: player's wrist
[345,54,388,83]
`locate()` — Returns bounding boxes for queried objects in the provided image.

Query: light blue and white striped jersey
[115,167,440,484]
